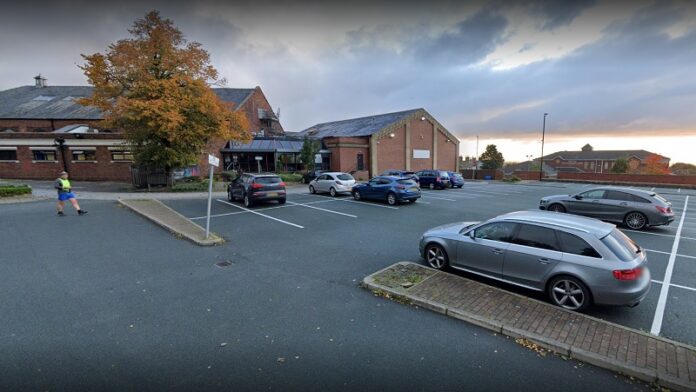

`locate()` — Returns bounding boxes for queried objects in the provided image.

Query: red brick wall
[410,117,434,171]
[436,129,456,171]
[238,88,284,136]
[512,171,542,180]
[557,172,696,186]
[325,137,370,179]
[460,169,504,180]
[376,124,406,173]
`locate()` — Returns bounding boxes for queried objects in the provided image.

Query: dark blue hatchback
[352,176,421,205]
[448,171,465,188]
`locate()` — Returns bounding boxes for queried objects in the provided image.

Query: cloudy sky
[2,0,695,163]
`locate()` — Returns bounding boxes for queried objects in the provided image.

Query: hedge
[0,185,32,197]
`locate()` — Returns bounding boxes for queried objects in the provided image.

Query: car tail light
[613,267,643,281]
[436,176,441,181]
[251,183,264,189]
[279,181,286,187]
[335,181,343,185]
[655,206,671,214]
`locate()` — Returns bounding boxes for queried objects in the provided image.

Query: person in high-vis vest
[54,171,87,216]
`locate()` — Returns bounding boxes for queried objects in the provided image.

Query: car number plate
[267,192,278,197]
[410,187,419,192]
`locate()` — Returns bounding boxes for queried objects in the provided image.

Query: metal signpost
[255,156,263,173]
[205,154,220,239]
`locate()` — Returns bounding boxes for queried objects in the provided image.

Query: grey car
[419,211,650,311]
[539,187,674,230]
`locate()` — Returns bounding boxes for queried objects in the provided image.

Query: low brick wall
[557,172,696,187]
[512,170,543,180]
[459,169,503,180]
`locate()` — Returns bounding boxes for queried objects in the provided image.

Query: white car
[309,172,356,197]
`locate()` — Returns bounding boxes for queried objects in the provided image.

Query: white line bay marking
[338,199,399,210]
[216,199,304,229]
[651,280,696,293]
[420,195,458,201]
[286,201,357,218]
[651,195,689,336]
[190,199,339,220]
[644,249,696,260]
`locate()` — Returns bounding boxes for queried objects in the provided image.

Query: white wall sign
[413,149,431,159]
[208,154,220,167]
[255,156,263,161]
[314,153,322,164]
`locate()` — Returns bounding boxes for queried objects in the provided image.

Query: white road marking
[651,280,696,293]
[644,249,696,260]
[215,199,304,229]
[285,201,357,218]
[338,199,399,210]
[622,229,696,241]
[189,199,339,220]
[651,187,655,191]
[651,195,689,336]
[420,195,458,202]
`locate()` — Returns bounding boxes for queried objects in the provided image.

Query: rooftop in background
[541,144,669,162]
[0,85,257,120]
[295,108,423,139]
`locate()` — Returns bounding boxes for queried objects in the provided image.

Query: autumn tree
[640,154,670,175]
[610,157,629,173]
[670,162,696,175]
[479,144,505,169]
[78,11,249,181]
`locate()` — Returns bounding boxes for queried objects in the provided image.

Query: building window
[111,150,134,161]
[0,149,17,161]
[72,150,96,161]
[357,153,364,171]
[32,149,57,161]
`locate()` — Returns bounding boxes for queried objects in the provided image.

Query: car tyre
[243,194,253,208]
[329,187,337,197]
[425,244,449,270]
[228,190,234,202]
[353,190,361,201]
[624,212,648,230]
[278,198,286,205]
[429,183,435,190]
[309,185,316,194]
[548,203,566,213]
[548,276,591,312]
[386,192,397,205]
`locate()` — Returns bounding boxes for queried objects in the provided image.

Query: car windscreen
[601,229,641,261]
[397,179,417,186]
[337,174,354,181]
[254,176,281,184]
[438,171,450,177]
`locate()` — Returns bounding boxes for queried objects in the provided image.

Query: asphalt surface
[2,181,690,391]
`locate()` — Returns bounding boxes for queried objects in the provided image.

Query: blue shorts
[58,192,76,201]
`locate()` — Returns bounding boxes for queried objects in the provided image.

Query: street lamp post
[539,113,548,181]
[525,154,533,172]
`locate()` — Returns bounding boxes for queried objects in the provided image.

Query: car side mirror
[468,230,476,239]
[574,195,583,200]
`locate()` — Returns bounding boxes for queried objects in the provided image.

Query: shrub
[278,173,302,183]
[502,176,521,183]
[172,179,210,192]
[0,184,32,197]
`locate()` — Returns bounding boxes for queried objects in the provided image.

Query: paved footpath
[364,262,696,392]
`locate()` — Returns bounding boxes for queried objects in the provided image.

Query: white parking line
[651,195,689,336]
[216,199,304,229]
[285,201,357,218]
[644,249,696,260]
[338,199,399,210]
[420,195,458,202]
[651,280,696,293]
[622,229,696,241]
[189,199,339,220]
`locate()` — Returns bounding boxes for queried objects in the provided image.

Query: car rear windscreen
[397,179,417,186]
[255,177,281,184]
[652,193,669,203]
[337,174,354,181]
[601,229,641,261]
[439,171,450,177]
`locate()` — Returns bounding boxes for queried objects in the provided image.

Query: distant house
[539,144,670,174]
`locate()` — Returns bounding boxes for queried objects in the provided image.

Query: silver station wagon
[419,211,651,311]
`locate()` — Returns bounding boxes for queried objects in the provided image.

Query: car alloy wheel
[548,203,566,213]
[625,212,647,230]
[244,194,252,208]
[309,185,316,194]
[386,192,396,205]
[429,183,435,190]
[228,191,234,202]
[549,276,589,311]
[353,190,361,201]
[330,187,337,197]
[425,244,448,270]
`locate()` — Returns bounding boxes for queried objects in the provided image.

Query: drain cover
[215,260,234,268]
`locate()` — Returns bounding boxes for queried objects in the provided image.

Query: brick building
[539,144,670,175]
[294,108,459,180]
[0,76,282,181]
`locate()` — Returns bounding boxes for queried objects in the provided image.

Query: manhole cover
[215,260,234,268]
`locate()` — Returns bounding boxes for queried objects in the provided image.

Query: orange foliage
[641,154,670,175]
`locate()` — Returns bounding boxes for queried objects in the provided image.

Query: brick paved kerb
[363,262,696,392]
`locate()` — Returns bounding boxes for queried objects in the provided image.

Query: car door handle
[492,249,504,255]
[620,202,628,206]
[538,258,550,264]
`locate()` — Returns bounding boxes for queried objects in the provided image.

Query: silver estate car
[419,211,650,311]
[539,187,674,230]
[309,172,356,196]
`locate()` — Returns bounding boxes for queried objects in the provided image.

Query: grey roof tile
[296,108,422,138]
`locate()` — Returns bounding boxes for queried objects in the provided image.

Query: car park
[419,210,651,311]
[539,187,674,230]
[447,171,465,188]
[300,169,325,184]
[309,172,356,196]
[380,170,420,184]
[415,170,450,189]
[228,172,286,207]
[352,176,421,205]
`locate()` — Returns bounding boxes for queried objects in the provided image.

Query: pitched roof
[222,137,304,153]
[295,108,423,138]
[543,149,669,161]
[0,85,256,120]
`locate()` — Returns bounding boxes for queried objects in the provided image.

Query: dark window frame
[0,149,18,161]
[510,224,561,251]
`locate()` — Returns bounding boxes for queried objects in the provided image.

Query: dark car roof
[245,172,280,178]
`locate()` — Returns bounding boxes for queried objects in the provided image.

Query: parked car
[419,210,650,311]
[539,187,674,230]
[309,172,356,196]
[300,170,325,184]
[380,170,420,184]
[228,173,286,207]
[352,176,421,205]
[448,171,465,188]
[415,170,450,189]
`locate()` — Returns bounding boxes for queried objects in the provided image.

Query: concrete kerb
[363,262,696,392]
[118,199,224,246]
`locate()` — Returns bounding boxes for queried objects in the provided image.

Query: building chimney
[34,74,47,88]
